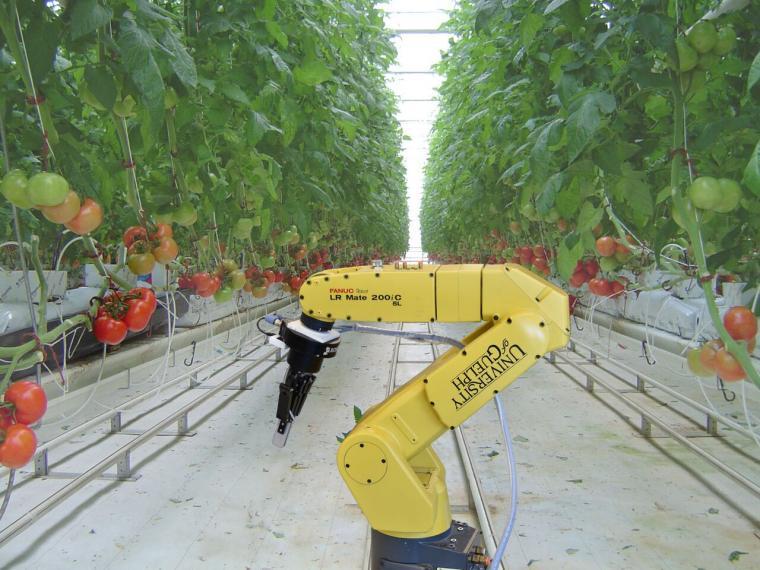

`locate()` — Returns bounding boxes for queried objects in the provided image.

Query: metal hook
[641,340,656,365]
[716,378,735,402]
[184,340,197,366]
[572,314,584,331]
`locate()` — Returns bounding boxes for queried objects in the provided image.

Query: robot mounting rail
[269,263,569,570]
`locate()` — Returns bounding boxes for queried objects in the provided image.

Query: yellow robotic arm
[270,263,569,569]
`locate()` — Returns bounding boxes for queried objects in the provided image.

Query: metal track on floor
[362,322,506,570]
[0,303,300,546]
[548,341,760,498]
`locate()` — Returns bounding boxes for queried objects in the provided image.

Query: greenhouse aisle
[0,321,757,569]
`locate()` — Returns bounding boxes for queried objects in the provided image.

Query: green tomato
[155,210,174,225]
[686,348,712,377]
[675,37,698,72]
[274,230,294,246]
[697,52,720,70]
[713,27,736,56]
[289,232,301,245]
[1,170,34,209]
[599,257,619,272]
[713,179,742,213]
[687,21,717,54]
[172,202,197,227]
[230,270,246,290]
[260,255,275,269]
[222,258,238,272]
[27,172,69,207]
[214,286,234,304]
[687,177,721,210]
[186,175,203,194]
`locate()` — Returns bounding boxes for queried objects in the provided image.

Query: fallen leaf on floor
[527,560,539,566]
[728,551,747,562]
[708,507,719,514]
[566,479,583,484]
[89,529,96,534]
[290,462,308,470]
[486,450,499,458]
[272,531,285,539]
[622,545,634,550]
[513,435,529,443]
[566,548,579,555]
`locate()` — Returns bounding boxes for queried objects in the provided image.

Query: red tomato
[532,245,547,259]
[274,271,285,283]
[533,257,548,270]
[93,316,128,346]
[64,198,103,235]
[150,223,173,240]
[610,280,625,298]
[123,299,155,332]
[583,259,600,277]
[723,306,757,341]
[289,276,303,291]
[595,236,616,257]
[263,270,275,283]
[299,269,309,279]
[714,348,747,382]
[0,424,37,469]
[569,270,587,288]
[191,272,212,292]
[129,287,157,311]
[153,237,179,265]
[589,278,612,297]
[3,381,47,425]
[123,226,148,248]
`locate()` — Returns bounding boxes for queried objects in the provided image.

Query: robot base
[370,520,489,570]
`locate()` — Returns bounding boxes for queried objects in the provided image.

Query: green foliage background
[0,0,409,265]
[422,0,759,283]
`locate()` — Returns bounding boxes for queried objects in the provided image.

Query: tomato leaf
[84,65,117,110]
[68,0,112,40]
[566,92,616,162]
[544,0,572,14]
[160,28,197,88]
[576,202,603,232]
[558,234,584,280]
[743,140,760,196]
[748,50,760,94]
[519,14,544,50]
[294,59,332,86]
[117,13,164,131]
[221,83,250,105]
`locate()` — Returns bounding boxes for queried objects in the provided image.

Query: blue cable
[488,395,518,570]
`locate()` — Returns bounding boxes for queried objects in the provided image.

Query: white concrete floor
[0,317,758,569]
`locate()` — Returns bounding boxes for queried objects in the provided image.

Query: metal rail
[550,350,760,498]
[0,300,298,479]
[569,338,757,440]
[0,346,284,545]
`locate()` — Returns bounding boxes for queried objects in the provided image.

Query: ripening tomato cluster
[92,288,158,345]
[568,258,626,298]
[0,170,103,235]
[687,306,758,382]
[0,381,47,469]
[123,224,180,275]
